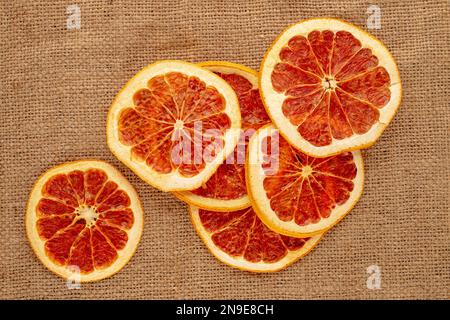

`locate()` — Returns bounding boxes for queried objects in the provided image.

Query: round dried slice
[260,18,402,157]
[246,124,364,237]
[107,60,241,192]
[26,160,144,282]
[189,205,322,272]
[175,62,270,211]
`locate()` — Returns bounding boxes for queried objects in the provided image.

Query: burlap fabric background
[1,0,449,300]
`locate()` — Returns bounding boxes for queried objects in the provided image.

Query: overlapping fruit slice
[26,160,143,282]
[175,62,270,211]
[260,18,402,157]
[190,205,322,272]
[107,60,241,191]
[246,124,364,237]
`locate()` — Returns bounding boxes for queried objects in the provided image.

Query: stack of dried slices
[26,18,401,281]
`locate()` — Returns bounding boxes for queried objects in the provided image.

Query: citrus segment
[190,205,322,272]
[36,215,74,240]
[67,228,94,273]
[91,227,118,269]
[44,220,86,266]
[246,124,364,237]
[260,18,401,157]
[26,160,144,282]
[175,62,270,211]
[107,60,241,191]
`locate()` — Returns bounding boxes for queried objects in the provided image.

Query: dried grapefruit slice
[189,205,322,272]
[175,62,270,211]
[26,160,143,282]
[246,124,364,237]
[260,18,401,157]
[107,60,241,191]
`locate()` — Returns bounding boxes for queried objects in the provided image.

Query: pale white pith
[197,62,259,87]
[174,62,258,210]
[175,191,250,212]
[189,205,323,272]
[246,124,364,237]
[107,60,242,192]
[26,160,144,282]
[260,18,402,157]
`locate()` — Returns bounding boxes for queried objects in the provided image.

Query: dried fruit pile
[26,18,401,280]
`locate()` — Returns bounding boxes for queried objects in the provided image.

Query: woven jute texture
[1,0,449,299]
